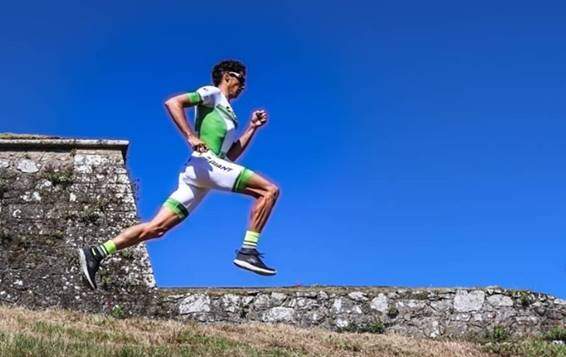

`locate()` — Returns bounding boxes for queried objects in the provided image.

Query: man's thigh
[163,177,209,220]
[237,172,276,198]
[183,151,255,193]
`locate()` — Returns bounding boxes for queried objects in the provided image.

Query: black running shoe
[233,248,277,276]
[78,246,103,289]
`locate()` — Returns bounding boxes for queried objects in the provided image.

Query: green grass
[544,326,566,343]
[485,325,510,343]
[0,327,293,357]
[482,338,566,357]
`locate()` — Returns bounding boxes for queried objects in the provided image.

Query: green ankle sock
[242,230,260,249]
[92,240,118,258]
[102,240,117,255]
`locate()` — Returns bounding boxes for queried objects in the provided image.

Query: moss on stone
[41,167,74,188]
[516,290,533,308]
[0,230,13,243]
[0,133,60,140]
[79,206,104,224]
[387,306,399,318]
[410,291,430,300]
[0,179,8,198]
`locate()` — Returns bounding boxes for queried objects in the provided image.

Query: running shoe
[78,246,103,289]
[233,248,277,276]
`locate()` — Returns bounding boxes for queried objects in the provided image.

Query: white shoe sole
[78,249,96,289]
[233,259,276,276]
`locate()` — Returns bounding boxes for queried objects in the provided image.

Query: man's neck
[217,84,231,101]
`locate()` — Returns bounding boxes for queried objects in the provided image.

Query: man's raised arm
[164,93,208,153]
[226,109,268,161]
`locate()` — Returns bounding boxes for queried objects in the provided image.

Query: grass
[0,304,499,357]
[337,321,386,334]
[482,338,566,356]
[485,325,510,343]
[544,326,566,343]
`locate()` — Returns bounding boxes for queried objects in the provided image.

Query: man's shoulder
[196,85,221,96]
[194,85,221,107]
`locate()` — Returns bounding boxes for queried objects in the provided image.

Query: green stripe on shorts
[163,198,189,219]
[186,92,202,104]
[233,168,254,193]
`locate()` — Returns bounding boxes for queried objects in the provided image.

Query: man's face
[226,71,246,99]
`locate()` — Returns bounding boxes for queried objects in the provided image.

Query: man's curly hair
[212,59,246,86]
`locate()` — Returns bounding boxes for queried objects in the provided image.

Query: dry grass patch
[0,304,499,356]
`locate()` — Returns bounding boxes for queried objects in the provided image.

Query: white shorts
[163,150,255,219]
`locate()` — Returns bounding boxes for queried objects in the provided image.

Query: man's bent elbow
[164,97,178,109]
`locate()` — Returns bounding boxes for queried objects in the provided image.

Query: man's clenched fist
[250,110,268,129]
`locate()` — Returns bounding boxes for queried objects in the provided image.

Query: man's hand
[249,110,268,129]
[188,136,208,153]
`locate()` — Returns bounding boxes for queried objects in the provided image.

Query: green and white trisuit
[164,85,255,219]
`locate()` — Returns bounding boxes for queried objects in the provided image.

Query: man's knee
[265,184,280,201]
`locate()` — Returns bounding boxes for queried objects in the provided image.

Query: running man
[79,59,280,289]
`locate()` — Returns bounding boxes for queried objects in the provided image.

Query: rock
[262,307,295,323]
[305,310,324,323]
[179,294,211,314]
[242,296,254,306]
[370,293,388,313]
[16,159,39,173]
[270,292,287,305]
[332,298,362,315]
[11,209,22,218]
[74,154,109,173]
[332,298,343,313]
[454,290,485,312]
[431,299,452,312]
[418,318,443,338]
[289,297,317,310]
[0,159,9,168]
[36,180,52,189]
[21,191,41,202]
[336,318,349,328]
[487,294,513,307]
[253,294,271,309]
[453,313,471,322]
[472,313,484,321]
[221,294,241,313]
[348,291,368,301]
[397,299,426,310]
[429,320,441,338]
[515,315,539,324]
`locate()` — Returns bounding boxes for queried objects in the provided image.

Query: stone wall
[1,135,564,340]
[159,286,565,339]
[0,136,158,315]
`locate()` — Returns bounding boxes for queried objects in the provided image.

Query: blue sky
[1,1,565,298]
